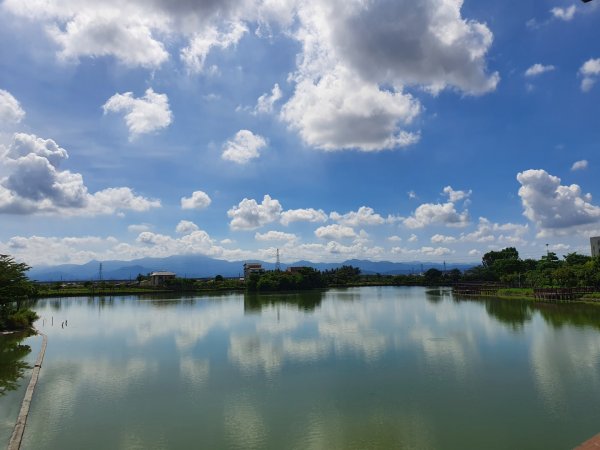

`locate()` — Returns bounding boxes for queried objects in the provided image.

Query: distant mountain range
[28,255,477,282]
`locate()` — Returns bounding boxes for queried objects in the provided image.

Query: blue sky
[0,0,599,267]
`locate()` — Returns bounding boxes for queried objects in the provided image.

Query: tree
[563,252,591,266]
[0,255,36,303]
[482,247,519,268]
[0,255,38,331]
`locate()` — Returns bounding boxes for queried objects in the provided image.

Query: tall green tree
[0,255,38,330]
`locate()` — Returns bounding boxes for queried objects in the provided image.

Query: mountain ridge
[29,255,477,281]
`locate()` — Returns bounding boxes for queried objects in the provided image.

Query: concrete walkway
[8,332,47,450]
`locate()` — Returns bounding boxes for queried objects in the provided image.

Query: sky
[0,0,599,268]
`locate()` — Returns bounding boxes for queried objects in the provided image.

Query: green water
[2,287,600,449]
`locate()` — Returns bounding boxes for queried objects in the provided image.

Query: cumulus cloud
[459,217,528,245]
[550,5,576,21]
[390,245,453,257]
[430,234,457,244]
[305,0,498,94]
[442,186,471,202]
[388,235,402,242]
[4,0,498,152]
[103,88,172,138]
[0,89,25,124]
[517,169,600,235]
[524,64,555,77]
[2,0,250,69]
[254,83,282,115]
[181,21,248,73]
[314,224,357,240]
[228,195,282,230]
[255,230,297,242]
[280,208,328,226]
[329,206,386,227]
[571,160,588,171]
[580,58,600,92]
[176,220,199,235]
[128,224,151,233]
[0,133,160,215]
[403,202,469,229]
[281,0,498,151]
[181,191,212,210]
[281,65,421,151]
[222,130,267,164]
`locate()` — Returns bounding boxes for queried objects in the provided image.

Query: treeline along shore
[3,246,600,331]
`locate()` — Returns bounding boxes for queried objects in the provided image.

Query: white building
[591,237,600,257]
[149,271,176,286]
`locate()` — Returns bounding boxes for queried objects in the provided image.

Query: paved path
[8,331,47,450]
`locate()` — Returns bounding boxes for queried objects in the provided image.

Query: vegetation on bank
[0,255,39,331]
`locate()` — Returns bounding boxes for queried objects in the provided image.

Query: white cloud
[419,246,453,257]
[442,186,471,202]
[254,83,282,115]
[47,12,169,68]
[0,133,160,215]
[330,206,386,227]
[222,130,267,164]
[128,224,151,233]
[281,65,421,151]
[181,191,212,210]
[103,88,172,138]
[181,21,248,73]
[408,234,418,243]
[517,169,600,235]
[228,195,282,230]
[468,249,480,257]
[571,160,588,171]
[0,89,25,125]
[280,208,328,226]
[389,245,453,257]
[430,234,457,244]
[403,202,469,229]
[459,217,528,245]
[298,0,499,95]
[4,0,497,152]
[314,224,357,240]
[388,235,402,242]
[255,230,297,242]
[176,220,199,235]
[550,5,576,21]
[408,191,417,200]
[2,0,250,69]
[524,64,555,77]
[580,58,600,92]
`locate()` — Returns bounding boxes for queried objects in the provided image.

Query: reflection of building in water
[149,271,176,286]
[243,263,265,279]
[591,236,600,257]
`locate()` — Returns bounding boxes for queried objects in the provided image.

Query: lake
[2,286,600,449]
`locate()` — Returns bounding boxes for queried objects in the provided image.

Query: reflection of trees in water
[536,303,600,331]
[425,289,452,304]
[454,296,533,329]
[0,331,33,396]
[454,295,600,332]
[484,299,532,330]
[244,291,325,313]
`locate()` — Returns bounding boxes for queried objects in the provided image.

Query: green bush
[5,309,39,330]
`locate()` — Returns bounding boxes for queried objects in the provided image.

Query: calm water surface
[2,287,600,449]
